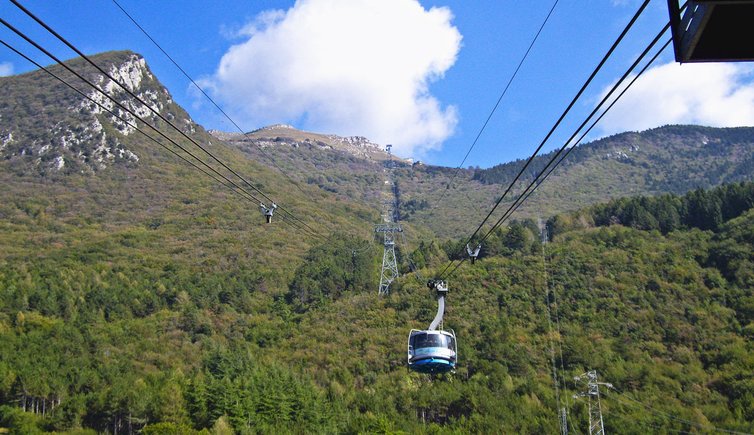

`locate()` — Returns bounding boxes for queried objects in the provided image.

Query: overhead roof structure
[668,0,754,62]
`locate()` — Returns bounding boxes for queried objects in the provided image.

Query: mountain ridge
[210,123,407,163]
[2,50,754,242]
[0,50,205,175]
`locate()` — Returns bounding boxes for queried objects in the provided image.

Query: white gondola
[260,202,277,223]
[407,329,457,374]
[466,243,481,264]
[407,280,457,374]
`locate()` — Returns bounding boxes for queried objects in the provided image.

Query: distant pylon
[560,407,568,435]
[574,370,612,435]
[375,223,402,295]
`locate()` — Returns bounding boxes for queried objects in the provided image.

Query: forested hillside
[2,179,753,433]
[1,50,753,434]
[397,125,754,238]
[229,124,754,239]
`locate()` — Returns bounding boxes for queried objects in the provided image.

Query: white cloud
[597,61,754,135]
[0,62,14,77]
[203,0,461,157]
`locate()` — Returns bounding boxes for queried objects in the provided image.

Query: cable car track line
[436,0,651,280]
[475,27,671,245]
[442,36,671,281]
[486,35,672,246]
[501,38,674,235]
[110,0,312,200]
[438,0,560,203]
[9,0,324,239]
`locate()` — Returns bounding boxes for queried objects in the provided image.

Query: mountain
[474,125,754,191]
[211,123,405,163]
[0,51,200,175]
[213,123,754,239]
[0,51,752,434]
[0,50,379,283]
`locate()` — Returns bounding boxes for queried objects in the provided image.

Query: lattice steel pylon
[375,223,402,295]
[574,370,612,435]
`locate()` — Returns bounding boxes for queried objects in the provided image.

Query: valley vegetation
[1,182,753,433]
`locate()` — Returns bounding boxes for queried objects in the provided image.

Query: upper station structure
[667,0,754,62]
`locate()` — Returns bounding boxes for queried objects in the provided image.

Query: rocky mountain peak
[0,50,196,175]
[212,124,405,163]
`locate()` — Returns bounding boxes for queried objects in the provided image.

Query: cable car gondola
[407,329,457,373]
[407,280,457,374]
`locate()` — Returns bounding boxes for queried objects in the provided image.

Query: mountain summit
[0,51,198,174]
[211,123,403,163]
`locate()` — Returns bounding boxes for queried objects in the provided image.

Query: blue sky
[1,0,753,168]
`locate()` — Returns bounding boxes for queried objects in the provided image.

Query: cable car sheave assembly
[407,279,458,374]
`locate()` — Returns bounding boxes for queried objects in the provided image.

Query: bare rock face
[212,124,404,163]
[0,51,197,174]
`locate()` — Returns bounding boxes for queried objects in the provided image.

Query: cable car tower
[573,370,612,435]
[375,223,402,295]
[407,280,457,374]
[375,142,402,295]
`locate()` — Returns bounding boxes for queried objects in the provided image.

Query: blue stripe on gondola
[409,358,455,374]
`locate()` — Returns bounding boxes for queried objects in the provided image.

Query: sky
[1,0,753,168]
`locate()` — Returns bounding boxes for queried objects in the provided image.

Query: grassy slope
[229,125,754,240]
[392,125,754,239]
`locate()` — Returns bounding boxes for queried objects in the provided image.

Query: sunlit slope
[220,122,754,240]
[394,125,754,239]
[0,50,382,282]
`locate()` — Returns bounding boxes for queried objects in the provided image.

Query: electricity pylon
[375,224,402,295]
[574,370,612,435]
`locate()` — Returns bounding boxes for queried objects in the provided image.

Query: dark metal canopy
[668,0,754,62]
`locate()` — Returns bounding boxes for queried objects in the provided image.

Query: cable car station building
[667,0,754,62]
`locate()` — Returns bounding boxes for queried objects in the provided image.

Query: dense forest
[1,182,753,433]
[472,126,754,191]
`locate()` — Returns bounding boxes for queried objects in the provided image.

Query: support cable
[498,37,673,233]
[437,0,560,202]
[439,17,662,280]
[436,0,651,279]
[9,0,323,239]
[474,35,674,256]
[476,26,670,244]
[474,2,690,229]
[110,0,311,198]
[440,28,666,277]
